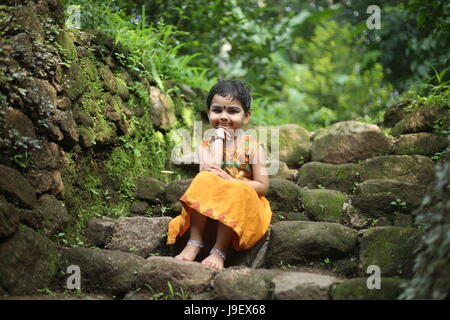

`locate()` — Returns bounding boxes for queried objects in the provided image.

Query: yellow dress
[166,135,272,251]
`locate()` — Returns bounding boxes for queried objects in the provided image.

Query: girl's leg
[175,209,208,261]
[202,221,234,270]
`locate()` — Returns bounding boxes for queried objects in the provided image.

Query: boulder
[135,256,217,294]
[85,217,116,248]
[255,124,311,168]
[0,225,59,295]
[297,161,358,194]
[267,159,297,181]
[311,121,392,164]
[30,139,65,170]
[351,179,427,219]
[25,169,56,195]
[266,221,358,267]
[0,164,36,209]
[300,189,348,223]
[34,194,71,237]
[107,217,171,258]
[383,100,411,128]
[149,86,177,131]
[60,247,144,296]
[0,196,20,240]
[359,226,424,278]
[227,232,270,269]
[391,104,448,136]
[392,133,448,156]
[211,268,277,300]
[357,155,435,186]
[272,271,341,300]
[332,277,406,300]
[266,179,302,212]
[135,176,166,204]
[10,6,44,41]
[4,108,37,140]
[62,63,89,99]
[164,178,193,215]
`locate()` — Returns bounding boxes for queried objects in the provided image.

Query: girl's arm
[198,140,222,172]
[243,144,269,197]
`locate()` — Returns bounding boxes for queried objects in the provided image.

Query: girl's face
[207,94,250,131]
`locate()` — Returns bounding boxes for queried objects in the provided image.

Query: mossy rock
[62,63,89,100]
[300,188,348,223]
[0,225,59,295]
[391,104,449,137]
[55,30,77,61]
[359,226,423,278]
[266,179,302,212]
[392,133,448,156]
[311,121,392,165]
[332,277,406,300]
[266,221,358,267]
[350,179,427,219]
[297,161,358,194]
[255,124,311,168]
[357,155,435,186]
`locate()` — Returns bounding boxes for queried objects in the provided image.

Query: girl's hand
[204,165,234,181]
[215,128,232,141]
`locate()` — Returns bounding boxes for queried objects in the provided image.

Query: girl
[166,80,272,271]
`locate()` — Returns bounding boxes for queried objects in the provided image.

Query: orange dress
[166,135,272,251]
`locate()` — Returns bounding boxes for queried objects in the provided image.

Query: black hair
[206,80,251,112]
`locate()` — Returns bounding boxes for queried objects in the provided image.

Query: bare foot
[201,252,225,270]
[175,244,201,261]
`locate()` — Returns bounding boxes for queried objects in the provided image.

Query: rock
[25,169,55,194]
[392,133,448,156]
[0,164,36,209]
[10,6,44,41]
[149,86,177,131]
[393,213,414,228]
[297,161,359,194]
[359,226,423,278]
[135,176,166,204]
[228,232,270,269]
[0,225,59,295]
[211,268,277,300]
[391,104,449,136]
[351,179,427,219]
[55,30,77,61]
[130,201,150,215]
[62,63,89,99]
[4,108,37,140]
[30,139,64,170]
[272,272,341,300]
[10,33,35,71]
[332,277,406,300]
[300,189,348,223]
[135,256,217,294]
[266,221,358,267]
[25,0,65,27]
[266,179,302,212]
[311,121,392,164]
[50,170,64,195]
[0,196,20,240]
[383,100,411,128]
[51,110,79,147]
[60,247,144,296]
[357,155,435,186]
[256,124,311,168]
[267,159,297,181]
[341,202,367,229]
[107,217,172,258]
[164,178,193,215]
[34,194,71,237]
[56,97,71,110]
[85,217,116,248]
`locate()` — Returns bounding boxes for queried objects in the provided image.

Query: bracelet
[214,136,225,142]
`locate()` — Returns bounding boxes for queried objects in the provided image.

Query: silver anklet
[210,248,226,261]
[187,239,204,248]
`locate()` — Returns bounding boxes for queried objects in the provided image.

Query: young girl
[166,80,272,271]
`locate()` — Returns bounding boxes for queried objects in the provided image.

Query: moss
[55,30,77,61]
[359,226,423,278]
[332,277,406,300]
[300,189,347,222]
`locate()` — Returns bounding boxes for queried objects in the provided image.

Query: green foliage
[399,143,450,300]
